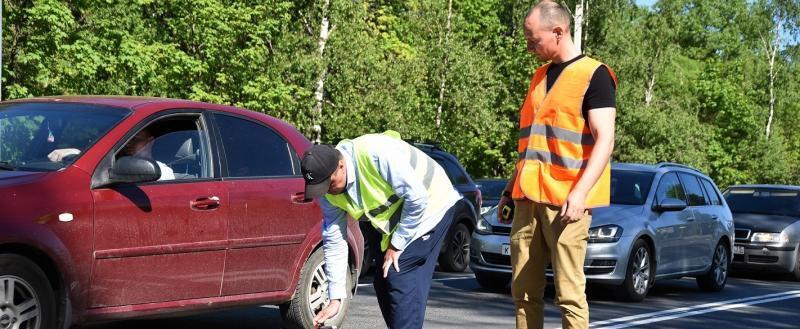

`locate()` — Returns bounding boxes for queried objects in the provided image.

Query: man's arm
[319,198,350,300]
[560,107,616,223]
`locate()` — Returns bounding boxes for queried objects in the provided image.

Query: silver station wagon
[470,163,735,301]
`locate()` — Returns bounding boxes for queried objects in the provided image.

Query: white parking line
[589,290,800,329]
[356,275,475,287]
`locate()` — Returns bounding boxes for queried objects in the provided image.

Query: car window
[700,179,721,205]
[115,114,211,181]
[655,172,687,204]
[0,103,129,171]
[610,170,655,205]
[724,189,800,217]
[215,114,294,178]
[433,155,469,185]
[476,180,507,199]
[678,173,707,206]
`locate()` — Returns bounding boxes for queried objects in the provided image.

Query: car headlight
[751,232,789,244]
[480,206,493,215]
[588,225,623,243]
[476,217,493,234]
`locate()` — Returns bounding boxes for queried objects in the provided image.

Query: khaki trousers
[511,200,591,329]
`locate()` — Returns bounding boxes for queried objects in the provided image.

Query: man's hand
[382,245,402,278]
[560,190,587,224]
[47,148,81,162]
[312,299,341,328]
[498,195,514,224]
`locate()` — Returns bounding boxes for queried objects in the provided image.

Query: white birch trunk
[573,0,585,53]
[311,0,331,144]
[436,0,453,129]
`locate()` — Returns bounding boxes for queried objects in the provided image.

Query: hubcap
[307,262,330,318]
[0,276,40,329]
[631,247,650,295]
[713,245,728,285]
[451,230,470,267]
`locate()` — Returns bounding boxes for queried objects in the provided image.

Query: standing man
[302,130,461,329]
[497,1,617,329]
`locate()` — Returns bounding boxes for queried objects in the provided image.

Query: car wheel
[0,254,57,329]
[474,271,510,290]
[697,241,729,292]
[616,239,653,302]
[280,248,351,329]
[438,222,471,272]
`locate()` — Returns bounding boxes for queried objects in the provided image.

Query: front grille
[748,255,779,263]
[482,252,511,266]
[735,229,751,241]
[733,254,745,262]
[492,225,511,235]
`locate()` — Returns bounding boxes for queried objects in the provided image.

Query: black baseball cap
[301,144,340,199]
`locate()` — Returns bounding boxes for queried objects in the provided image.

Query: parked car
[0,97,363,329]
[476,178,508,213]
[723,185,800,281]
[470,162,734,301]
[360,143,480,274]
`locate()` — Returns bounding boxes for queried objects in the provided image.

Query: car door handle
[684,217,695,222]
[711,215,719,220]
[291,192,313,204]
[191,196,220,210]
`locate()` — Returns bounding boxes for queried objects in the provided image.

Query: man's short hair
[527,1,572,32]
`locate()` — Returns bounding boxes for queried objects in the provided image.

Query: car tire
[280,248,352,329]
[697,241,729,292]
[616,239,654,302]
[438,222,471,272]
[0,254,57,329]
[791,251,800,282]
[474,271,510,290]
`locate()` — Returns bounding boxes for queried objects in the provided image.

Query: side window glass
[655,172,687,204]
[115,115,210,181]
[678,173,708,206]
[700,179,722,205]
[433,155,468,185]
[215,114,294,178]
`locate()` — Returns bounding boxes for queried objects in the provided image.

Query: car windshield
[724,189,800,217]
[476,180,507,199]
[611,170,655,205]
[0,102,129,172]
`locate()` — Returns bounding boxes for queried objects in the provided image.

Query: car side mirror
[107,156,161,185]
[653,198,687,212]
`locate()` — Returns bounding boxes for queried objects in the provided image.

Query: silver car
[470,163,735,301]
[724,185,800,281]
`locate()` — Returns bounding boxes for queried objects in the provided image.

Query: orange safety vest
[511,56,617,208]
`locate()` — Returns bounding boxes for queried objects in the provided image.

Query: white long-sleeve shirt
[320,137,461,300]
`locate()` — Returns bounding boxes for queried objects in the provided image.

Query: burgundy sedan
[0,97,362,329]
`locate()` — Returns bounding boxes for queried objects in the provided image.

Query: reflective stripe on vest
[325,131,454,251]
[511,56,617,208]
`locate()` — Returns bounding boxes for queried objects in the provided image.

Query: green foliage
[2,0,799,184]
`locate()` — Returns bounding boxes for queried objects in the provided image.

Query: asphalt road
[81,269,800,329]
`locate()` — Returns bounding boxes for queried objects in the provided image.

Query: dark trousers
[364,205,456,329]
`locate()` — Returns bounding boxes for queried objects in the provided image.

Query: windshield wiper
[0,161,16,171]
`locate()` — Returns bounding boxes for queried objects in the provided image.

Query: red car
[0,96,362,329]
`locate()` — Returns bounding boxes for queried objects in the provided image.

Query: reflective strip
[409,146,418,168]
[409,147,436,188]
[519,124,594,145]
[358,194,401,225]
[519,150,587,169]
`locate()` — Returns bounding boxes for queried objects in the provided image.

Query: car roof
[2,96,201,109]
[726,184,800,191]
[612,162,714,180]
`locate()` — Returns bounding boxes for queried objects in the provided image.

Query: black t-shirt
[546,55,616,120]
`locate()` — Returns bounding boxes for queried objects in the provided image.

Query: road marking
[589,290,800,329]
[356,275,475,287]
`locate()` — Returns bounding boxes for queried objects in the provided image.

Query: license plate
[733,245,744,255]
[501,244,511,256]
